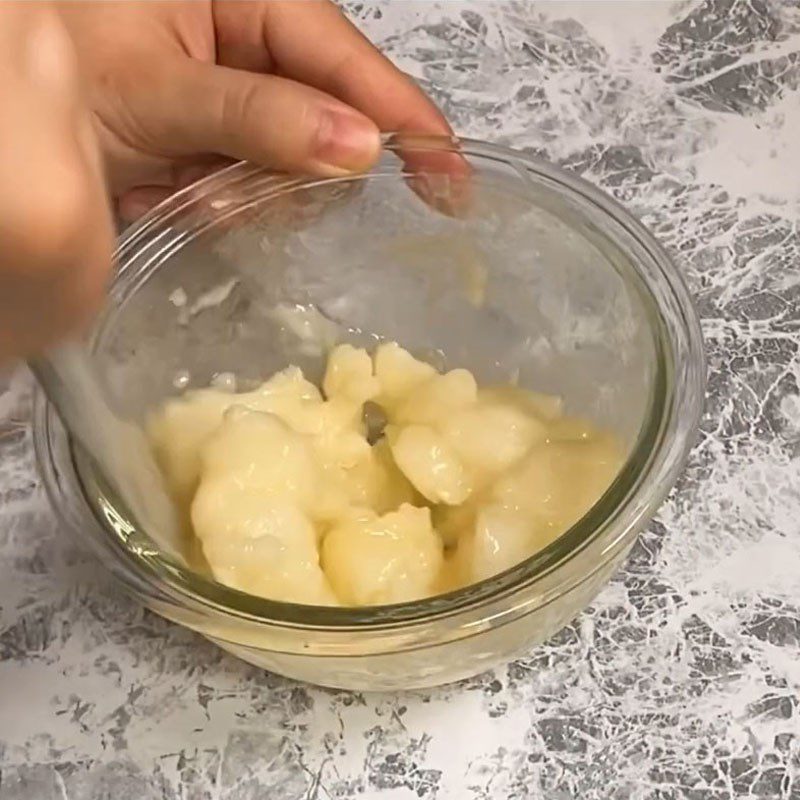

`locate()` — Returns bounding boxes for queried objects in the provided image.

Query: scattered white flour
[170,279,240,326]
[268,303,340,357]
[188,279,239,317]
[168,288,187,308]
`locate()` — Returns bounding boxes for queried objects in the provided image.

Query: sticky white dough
[148,343,622,606]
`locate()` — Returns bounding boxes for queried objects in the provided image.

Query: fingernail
[313,109,380,175]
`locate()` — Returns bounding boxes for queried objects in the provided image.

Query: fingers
[216,0,452,137]
[124,55,382,177]
[117,156,236,222]
[0,4,113,363]
[255,1,471,205]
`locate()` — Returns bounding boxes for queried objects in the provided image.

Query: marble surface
[2,1,800,798]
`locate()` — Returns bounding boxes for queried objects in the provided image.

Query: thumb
[0,4,113,362]
[140,59,382,176]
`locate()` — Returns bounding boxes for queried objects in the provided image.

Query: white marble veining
[1,2,799,798]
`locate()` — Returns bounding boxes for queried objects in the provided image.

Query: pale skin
[0,1,453,363]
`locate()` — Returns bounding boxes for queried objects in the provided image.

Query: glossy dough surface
[148,344,622,606]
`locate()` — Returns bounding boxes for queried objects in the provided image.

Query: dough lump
[148,343,622,606]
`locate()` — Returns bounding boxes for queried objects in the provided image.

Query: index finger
[258,0,472,204]
[260,1,450,136]
[213,0,471,210]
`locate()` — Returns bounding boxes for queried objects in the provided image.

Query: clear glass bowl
[33,135,705,690]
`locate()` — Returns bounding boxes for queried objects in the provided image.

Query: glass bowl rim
[33,134,706,632]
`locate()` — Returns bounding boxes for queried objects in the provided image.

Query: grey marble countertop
[2,2,800,798]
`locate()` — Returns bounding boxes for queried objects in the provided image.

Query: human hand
[56,0,455,221]
[0,1,455,364]
[0,3,114,363]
